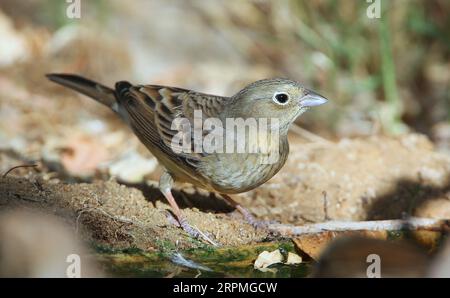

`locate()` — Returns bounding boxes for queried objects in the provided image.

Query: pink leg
[159,171,209,239]
[221,194,271,229]
[161,189,201,238]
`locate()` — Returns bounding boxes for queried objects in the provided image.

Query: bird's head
[228,78,328,131]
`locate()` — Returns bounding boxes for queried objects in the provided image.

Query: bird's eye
[273,92,290,105]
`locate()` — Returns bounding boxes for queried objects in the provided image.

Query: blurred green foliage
[179,0,449,136]
[0,0,448,137]
[280,0,449,136]
[40,0,110,28]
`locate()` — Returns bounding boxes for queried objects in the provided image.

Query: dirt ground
[1,3,450,277]
[2,131,450,251]
[0,25,449,251]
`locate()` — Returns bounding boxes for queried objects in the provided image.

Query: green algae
[95,241,311,278]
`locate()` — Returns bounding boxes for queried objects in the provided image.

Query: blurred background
[0,0,449,141]
[0,0,449,277]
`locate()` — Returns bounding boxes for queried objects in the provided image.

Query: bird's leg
[221,194,272,229]
[159,171,202,239]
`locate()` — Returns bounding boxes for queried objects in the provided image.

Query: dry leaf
[293,230,388,260]
[60,135,110,177]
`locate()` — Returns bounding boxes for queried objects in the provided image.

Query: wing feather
[116,84,230,173]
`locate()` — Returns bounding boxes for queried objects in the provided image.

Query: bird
[46,74,328,241]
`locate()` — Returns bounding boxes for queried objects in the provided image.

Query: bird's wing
[116,83,229,168]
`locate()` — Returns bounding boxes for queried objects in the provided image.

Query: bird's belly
[198,152,285,194]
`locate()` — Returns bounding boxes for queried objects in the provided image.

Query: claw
[165,211,181,227]
[165,211,218,246]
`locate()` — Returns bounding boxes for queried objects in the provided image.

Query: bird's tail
[46,74,118,110]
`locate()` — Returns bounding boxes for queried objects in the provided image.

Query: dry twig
[290,124,332,144]
[2,164,38,178]
[268,217,450,236]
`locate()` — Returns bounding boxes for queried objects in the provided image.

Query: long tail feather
[46,74,117,110]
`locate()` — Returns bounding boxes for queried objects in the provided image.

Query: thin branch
[2,164,38,178]
[75,207,142,233]
[268,217,450,236]
[290,124,333,144]
[170,253,212,272]
[322,191,330,221]
[192,224,219,247]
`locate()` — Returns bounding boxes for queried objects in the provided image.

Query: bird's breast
[198,139,289,194]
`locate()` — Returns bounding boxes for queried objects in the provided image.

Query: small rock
[285,252,302,265]
[254,249,283,271]
[109,151,158,183]
[418,167,444,184]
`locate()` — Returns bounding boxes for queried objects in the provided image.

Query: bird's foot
[235,205,278,230]
[165,211,219,246]
[220,194,277,231]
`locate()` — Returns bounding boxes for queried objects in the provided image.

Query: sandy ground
[1,4,449,277]
[0,33,449,251]
[2,133,450,250]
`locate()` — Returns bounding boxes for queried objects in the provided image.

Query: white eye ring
[272,92,290,105]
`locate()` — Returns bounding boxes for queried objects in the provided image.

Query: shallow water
[95,242,311,278]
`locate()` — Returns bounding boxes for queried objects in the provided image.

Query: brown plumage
[46,74,328,240]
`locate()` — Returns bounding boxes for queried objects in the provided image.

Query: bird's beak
[300,90,328,107]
